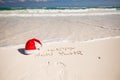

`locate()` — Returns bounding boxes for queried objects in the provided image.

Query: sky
[0,0,120,8]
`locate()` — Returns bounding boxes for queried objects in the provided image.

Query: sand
[0,37,120,80]
[0,9,120,80]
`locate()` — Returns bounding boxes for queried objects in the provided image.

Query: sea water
[0,0,120,9]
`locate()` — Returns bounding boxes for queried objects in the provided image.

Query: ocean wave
[0,6,119,11]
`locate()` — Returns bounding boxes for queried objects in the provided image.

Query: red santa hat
[25,38,42,55]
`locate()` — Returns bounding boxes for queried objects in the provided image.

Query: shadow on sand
[18,48,28,55]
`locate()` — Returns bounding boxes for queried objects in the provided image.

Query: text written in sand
[40,47,83,56]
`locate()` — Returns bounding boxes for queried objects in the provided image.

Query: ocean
[0,0,120,9]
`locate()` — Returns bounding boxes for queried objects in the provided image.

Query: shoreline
[0,36,120,48]
[0,9,120,47]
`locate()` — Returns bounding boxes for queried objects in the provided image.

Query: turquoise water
[0,0,120,10]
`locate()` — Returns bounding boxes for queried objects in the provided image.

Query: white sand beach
[0,37,120,80]
[0,9,120,80]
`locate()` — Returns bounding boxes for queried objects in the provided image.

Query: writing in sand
[40,47,83,56]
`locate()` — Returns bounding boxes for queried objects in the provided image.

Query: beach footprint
[18,61,67,80]
[46,61,67,80]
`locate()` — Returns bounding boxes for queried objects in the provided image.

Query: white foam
[0,12,120,17]
[74,36,120,43]
[0,9,120,17]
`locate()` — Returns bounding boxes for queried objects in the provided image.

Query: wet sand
[0,9,120,46]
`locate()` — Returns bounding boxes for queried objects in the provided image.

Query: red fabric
[25,38,42,50]
[33,38,42,46]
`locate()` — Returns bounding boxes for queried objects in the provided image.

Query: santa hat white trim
[24,49,40,55]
